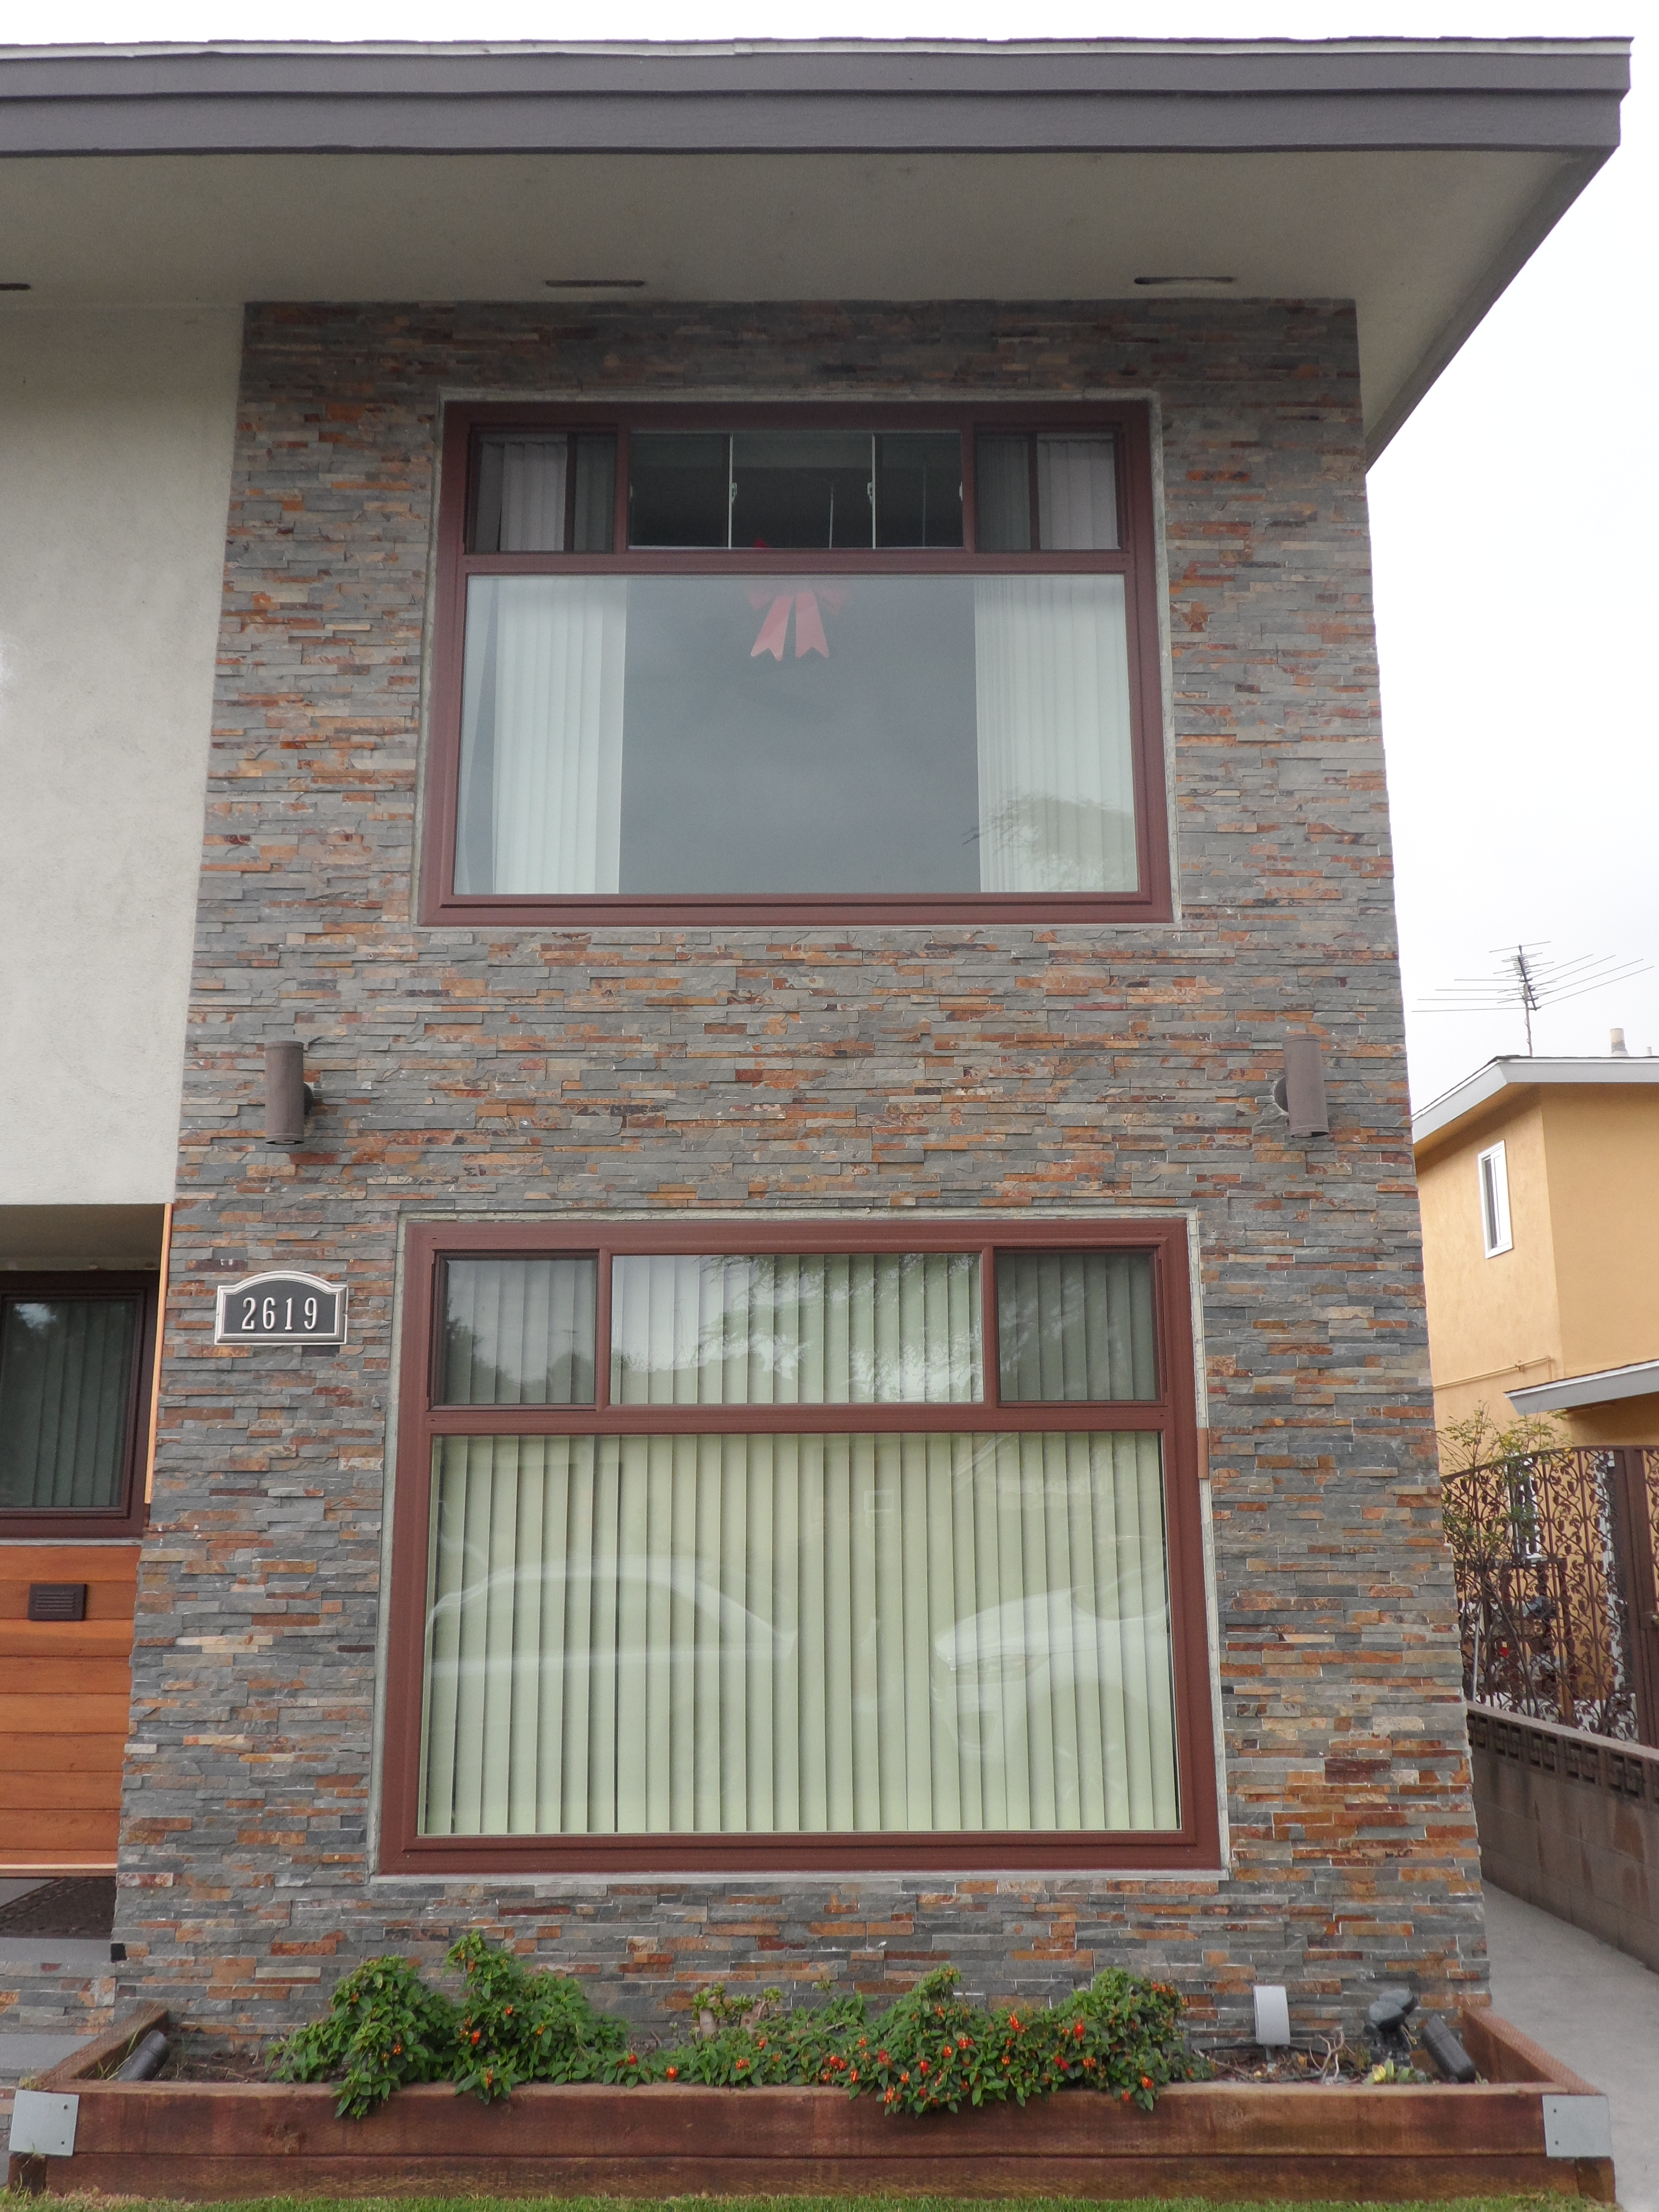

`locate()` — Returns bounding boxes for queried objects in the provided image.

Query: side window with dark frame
[0,1275,156,1537]
[383,1222,1218,1876]
[425,405,1169,925]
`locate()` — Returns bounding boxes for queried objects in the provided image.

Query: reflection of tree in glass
[611,1252,980,1404]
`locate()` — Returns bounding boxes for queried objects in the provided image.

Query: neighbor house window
[0,1274,156,1538]
[423,406,1169,926]
[382,1222,1217,1875]
[1478,1142,1513,1257]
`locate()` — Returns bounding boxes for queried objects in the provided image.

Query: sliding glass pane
[441,1259,597,1405]
[454,573,1137,895]
[0,1297,138,1512]
[628,433,730,548]
[997,1250,1157,1402]
[611,1251,981,1404]
[731,431,872,550]
[420,1430,1177,1836]
[875,433,962,548]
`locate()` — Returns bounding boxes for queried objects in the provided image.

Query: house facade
[0,38,1630,2045]
[1414,1054,1659,1444]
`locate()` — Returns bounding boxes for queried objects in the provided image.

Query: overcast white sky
[23,0,1656,1108]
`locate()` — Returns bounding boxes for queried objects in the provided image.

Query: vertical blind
[421,1429,1177,1838]
[611,1251,982,1405]
[1034,437,1118,551]
[442,1259,597,1405]
[974,575,1137,892]
[0,1297,138,1512]
[476,437,568,553]
[998,1250,1158,1402]
[456,576,628,894]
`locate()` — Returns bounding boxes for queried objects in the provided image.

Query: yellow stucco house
[1413,1049,1659,1446]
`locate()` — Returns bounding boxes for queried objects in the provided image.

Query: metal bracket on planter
[7,2090,79,2159]
[1542,2094,1613,2160]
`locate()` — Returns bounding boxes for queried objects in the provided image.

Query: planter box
[8,2005,1615,2202]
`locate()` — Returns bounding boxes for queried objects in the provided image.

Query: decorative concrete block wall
[114,298,1485,2044]
[1469,1705,1659,1972]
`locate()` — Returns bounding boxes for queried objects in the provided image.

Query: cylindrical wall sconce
[264,1042,313,1147]
[1273,1034,1330,1138]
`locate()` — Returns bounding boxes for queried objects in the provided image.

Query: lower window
[0,1274,155,1538]
[383,1223,1218,1873]
[423,1430,1175,1838]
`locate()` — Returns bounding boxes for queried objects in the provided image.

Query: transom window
[424,405,1169,927]
[0,1274,155,1538]
[383,1221,1217,1875]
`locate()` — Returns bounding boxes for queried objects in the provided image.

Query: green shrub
[447,1930,634,2102]
[268,1956,459,2119]
[268,1941,1203,2122]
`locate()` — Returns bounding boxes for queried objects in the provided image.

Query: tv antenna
[1416,943,1651,1055]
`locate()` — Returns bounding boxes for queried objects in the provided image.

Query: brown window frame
[0,1272,157,1541]
[420,401,1172,929]
[380,1217,1218,1875]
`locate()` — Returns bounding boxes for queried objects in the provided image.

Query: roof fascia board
[1509,1358,1659,1414]
[1412,1056,1659,1150]
[0,40,1630,158]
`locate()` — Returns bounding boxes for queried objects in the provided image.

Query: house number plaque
[215,1270,348,1346]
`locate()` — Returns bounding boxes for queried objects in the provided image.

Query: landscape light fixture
[1365,1985,1417,2066]
[1418,2013,1478,2083]
[1253,1984,1291,2048]
[264,1042,315,1147]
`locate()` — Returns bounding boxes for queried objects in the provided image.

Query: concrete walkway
[1484,1880,1659,2212]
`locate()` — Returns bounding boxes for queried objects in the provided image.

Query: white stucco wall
[0,305,240,1204]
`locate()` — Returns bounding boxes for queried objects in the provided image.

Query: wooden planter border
[9,2006,1614,2203]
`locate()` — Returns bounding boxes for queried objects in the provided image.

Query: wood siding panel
[0,1543,136,1870]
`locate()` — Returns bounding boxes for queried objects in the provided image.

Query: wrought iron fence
[1442,1446,1659,1744]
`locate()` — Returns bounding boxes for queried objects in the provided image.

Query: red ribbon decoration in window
[748,586,847,660]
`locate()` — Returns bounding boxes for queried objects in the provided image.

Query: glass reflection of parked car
[424,1553,795,1688]
[930,1587,1171,1795]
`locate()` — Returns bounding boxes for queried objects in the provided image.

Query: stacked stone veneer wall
[114,298,1485,2043]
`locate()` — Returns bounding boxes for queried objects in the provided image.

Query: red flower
[666,2066,678,2079]
[470,2030,481,2044]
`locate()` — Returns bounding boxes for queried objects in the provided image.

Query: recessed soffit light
[544,278,648,290]
[1133,275,1236,288]
[0,281,32,291]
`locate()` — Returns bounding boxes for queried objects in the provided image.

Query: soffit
[0,1204,166,1269]
[0,40,1630,457]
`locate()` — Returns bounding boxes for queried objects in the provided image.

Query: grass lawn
[0,2196,1588,2212]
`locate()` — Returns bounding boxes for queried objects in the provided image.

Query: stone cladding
[114,298,1486,2046]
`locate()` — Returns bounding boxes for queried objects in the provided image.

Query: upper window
[1478,1141,1513,1257]
[0,1274,156,1537]
[382,1220,1216,1876]
[425,405,1169,926]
